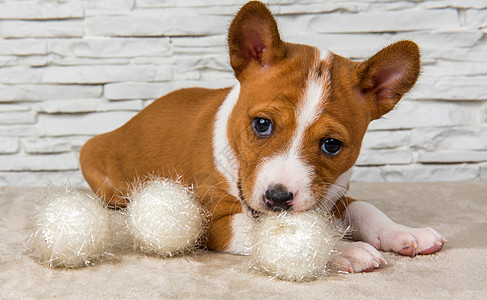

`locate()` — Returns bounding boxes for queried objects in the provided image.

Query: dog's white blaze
[212,84,240,198]
[289,67,328,154]
[252,151,314,211]
[252,51,332,211]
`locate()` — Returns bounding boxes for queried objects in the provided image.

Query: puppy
[80,1,445,273]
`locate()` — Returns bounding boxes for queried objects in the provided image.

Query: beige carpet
[1,182,486,299]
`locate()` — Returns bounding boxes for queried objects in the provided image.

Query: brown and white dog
[80,1,445,273]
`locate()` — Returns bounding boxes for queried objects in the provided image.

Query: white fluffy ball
[126,178,206,257]
[28,187,113,268]
[250,211,342,281]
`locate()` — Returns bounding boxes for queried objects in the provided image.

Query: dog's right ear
[228,1,286,79]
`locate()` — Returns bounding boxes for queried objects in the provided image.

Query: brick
[35,65,155,84]
[423,40,487,62]
[0,55,48,68]
[154,66,174,82]
[466,9,487,28]
[49,56,131,66]
[172,56,232,80]
[425,0,487,9]
[137,0,244,8]
[36,99,144,114]
[22,137,72,154]
[176,56,231,72]
[0,125,38,137]
[0,137,19,154]
[422,61,487,77]
[308,9,460,33]
[0,104,29,112]
[0,39,47,56]
[0,2,84,20]
[0,111,36,125]
[0,171,87,187]
[418,151,487,163]
[351,166,383,182]
[37,111,137,136]
[85,0,134,15]
[0,153,79,171]
[173,70,200,81]
[171,36,226,55]
[0,65,171,84]
[382,164,480,182]
[368,101,483,130]
[356,149,413,166]
[412,75,487,100]
[86,14,227,37]
[104,82,173,100]
[401,30,483,49]
[1,21,84,38]
[22,136,90,154]
[271,3,367,15]
[410,127,487,151]
[0,84,103,102]
[171,35,226,47]
[361,130,410,150]
[0,67,39,84]
[132,57,172,65]
[50,38,171,58]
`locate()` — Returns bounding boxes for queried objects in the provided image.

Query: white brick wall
[0,0,486,186]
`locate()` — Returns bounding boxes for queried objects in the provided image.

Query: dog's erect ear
[356,40,421,120]
[228,1,286,79]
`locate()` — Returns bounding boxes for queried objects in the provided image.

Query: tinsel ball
[28,187,113,268]
[250,210,342,281]
[126,178,206,257]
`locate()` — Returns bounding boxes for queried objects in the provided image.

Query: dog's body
[80,1,445,273]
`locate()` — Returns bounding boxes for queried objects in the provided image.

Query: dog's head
[222,1,420,213]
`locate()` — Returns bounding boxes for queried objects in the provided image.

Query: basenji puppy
[80,1,446,273]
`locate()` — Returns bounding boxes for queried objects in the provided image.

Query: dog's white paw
[330,242,386,273]
[346,201,447,257]
[373,225,447,256]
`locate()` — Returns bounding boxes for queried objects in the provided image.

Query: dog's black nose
[264,184,293,211]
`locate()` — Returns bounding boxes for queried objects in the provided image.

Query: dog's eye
[320,138,342,156]
[252,117,273,137]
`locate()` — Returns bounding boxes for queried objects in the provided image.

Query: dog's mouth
[237,179,261,219]
[242,198,261,219]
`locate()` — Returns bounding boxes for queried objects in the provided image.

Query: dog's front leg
[205,193,253,255]
[208,212,253,255]
[225,212,254,255]
[343,199,446,256]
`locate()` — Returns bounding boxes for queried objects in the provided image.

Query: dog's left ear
[356,40,421,120]
[228,1,287,79]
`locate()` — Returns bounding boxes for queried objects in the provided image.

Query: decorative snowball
[126,178,207,257]
[27,187,113,268]
[250,210,343,281]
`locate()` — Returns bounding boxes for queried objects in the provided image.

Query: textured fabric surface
[1,182,486,299]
